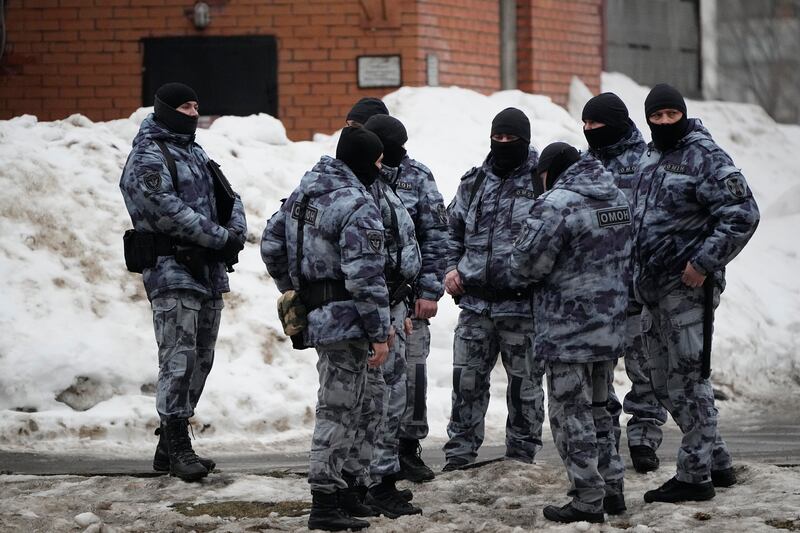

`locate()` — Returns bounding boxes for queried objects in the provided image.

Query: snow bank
[0,74,797,452]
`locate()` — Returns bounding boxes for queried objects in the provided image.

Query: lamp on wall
[193,2,211,30]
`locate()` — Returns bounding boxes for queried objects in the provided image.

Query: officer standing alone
[120,82,246,481]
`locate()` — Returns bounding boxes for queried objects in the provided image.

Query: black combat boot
[643,477,715,503]
[162,418,208,481]
[308,490,369,531]
[365,477,422,519]
[338,480,378,518]
[153,427,216,473]
[630,445,660,473]
[603,492,627,515]
[543,502,604,524]
[398,438,435,482]
[711,467,737,487]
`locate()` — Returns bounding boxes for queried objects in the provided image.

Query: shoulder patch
[663,163,687,174]
[617,165,636,175]
[724,174,747,198]
[142,170,161,192]
[595,206,631,227]
[366,229,383,253]
[291,201,319,226]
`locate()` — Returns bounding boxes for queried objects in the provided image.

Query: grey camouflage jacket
[261,156,390,345]
[371,179,422,291]
[119,115,247,300]
[510,154,632,363]
[446,148,540,317]
[380,155,448,301]
[631,119,760,305]
[589,124,647,201]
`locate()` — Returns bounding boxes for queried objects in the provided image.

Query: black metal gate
[142,35,278,117]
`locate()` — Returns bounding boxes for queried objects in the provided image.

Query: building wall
[0,0,603,139]
[518,0,603,104]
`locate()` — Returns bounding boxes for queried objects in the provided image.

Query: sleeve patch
[366,230,384,253]
[142,170,162,192]
[435,203,448,225]
[724,174,747,198]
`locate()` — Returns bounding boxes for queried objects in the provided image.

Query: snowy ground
[1,461,799,533]
[0,72,798,458]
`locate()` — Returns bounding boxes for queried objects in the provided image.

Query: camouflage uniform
[444,149,545,464]
[343,178,422,485]
[382,156,448,441]
[261,155,390,493]
[590,126,668,451]
[631,119,760,484]
[119,115,246,421]
[510,153,630,514]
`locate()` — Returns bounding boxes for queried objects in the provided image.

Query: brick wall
[0,0,602,139]
[518,0,603,105]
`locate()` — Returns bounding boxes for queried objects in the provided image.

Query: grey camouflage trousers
[399,317,430,440]
[309,339,369,493]
[642,285,732,484]
[608,306,668,450]
[151,289,223,420]
[547,360,624,514]
[444,309,545,463]
[343,302,408,486]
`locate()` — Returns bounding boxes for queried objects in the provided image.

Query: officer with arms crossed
[511,142,630,524]
[120,82,246,481]
[632,84,760,504]
[262,126,391,531]
[443,107,545,471]
[582,92,668,473]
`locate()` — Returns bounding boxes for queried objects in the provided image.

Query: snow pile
[0,73,797,452]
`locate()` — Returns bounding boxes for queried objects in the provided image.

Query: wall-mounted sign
[357,55,402,88]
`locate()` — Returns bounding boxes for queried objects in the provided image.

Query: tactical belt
[463,285,532,302]
[303,280,350,311]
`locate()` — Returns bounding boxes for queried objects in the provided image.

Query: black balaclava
[154,82,199,136]
[536,142,581,190]
[582,92,631,149]
[364,114,408,168]
[346,97,389,126]
[645,83,689,151]
[490,107,531,176]
[336,126,384,187]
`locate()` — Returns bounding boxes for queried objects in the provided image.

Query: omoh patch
[724,174,747,198]
[366,230,383,253]
[595,206,631,227]
[142,170,161,192]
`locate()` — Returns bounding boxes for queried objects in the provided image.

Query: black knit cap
[645,83,687,117]
[582,92,629,129]
[491,107,531,142]
[155,82,198,109]
[364,114,408,147]
[536,141,580,184]
[336,126,384,179]
[346,97,389,125]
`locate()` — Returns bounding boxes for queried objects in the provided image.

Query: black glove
[219,232,244,264]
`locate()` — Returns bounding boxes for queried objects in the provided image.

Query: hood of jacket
[548,153,618,201]
[300,155,370,197]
